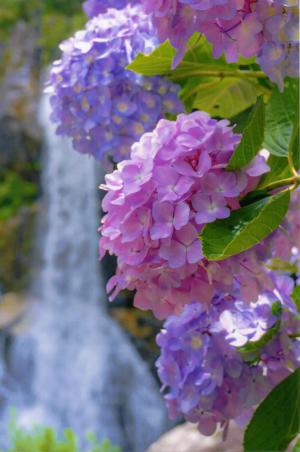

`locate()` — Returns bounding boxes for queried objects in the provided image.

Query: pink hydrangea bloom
[100,111,270,318]
[142,0,299,89]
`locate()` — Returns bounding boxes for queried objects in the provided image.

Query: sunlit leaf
[244,368,300,451]
[264,79,299,157]
[201,191,290,260]
[227,97,265,169]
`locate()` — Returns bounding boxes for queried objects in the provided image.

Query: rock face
[0,94,167,452]
[147,422,244,452]
[0,22,41,294]
[147,422,300,452]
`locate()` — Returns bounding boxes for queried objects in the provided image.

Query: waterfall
[0,94,167,451]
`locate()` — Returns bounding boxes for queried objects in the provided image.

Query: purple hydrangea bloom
[83,0,136,17]
[100,111,270,318]
[156,294,300,435]
[142,0,299,90]
[256,0,299,90]
[46,6,182,165]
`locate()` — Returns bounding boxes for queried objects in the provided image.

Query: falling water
[0,94,167,451]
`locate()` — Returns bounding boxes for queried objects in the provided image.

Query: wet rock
[147,422,244,452]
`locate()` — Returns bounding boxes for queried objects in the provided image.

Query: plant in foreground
[2,422,120,452]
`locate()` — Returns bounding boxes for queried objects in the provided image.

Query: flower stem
[289,333,300,339]
[169,68,266,81]
[263,175,300,193]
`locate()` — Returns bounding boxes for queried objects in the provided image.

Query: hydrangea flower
[46,6,182,165]
[142,0,299,89]
[100,111,270,318]
[156,292,300,435]
[83,0,136,18]
[256,0,299,90]
[258,189,300,266]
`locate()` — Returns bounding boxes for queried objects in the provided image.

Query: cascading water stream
[0,93,167,451]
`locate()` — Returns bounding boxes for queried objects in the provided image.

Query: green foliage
[2,423,120,452]
[128,36,267,118]
[201,191,290,260]
[291,286,300,313]
[0,0,85,63]
[127,40,176,76]
[0,172,38,220]
[227,97,265,170]
[244,368,300,451]
[264,78,299,157]
[293,438,300,451]
[266,258,299,274]
[289,111,300,171]
[190,77,258,119]
[39,12,86,63]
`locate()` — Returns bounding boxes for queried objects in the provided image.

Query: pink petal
[173,202,190,230]
[187,240,203,264]
[176,223,198,246]
[159,240,186,268]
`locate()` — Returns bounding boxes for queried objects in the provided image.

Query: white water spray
[1,94,167,451]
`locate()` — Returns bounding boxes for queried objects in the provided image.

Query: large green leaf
[244,367,300,452]
[258,100,299,189]
[227,97,265,169]
[289,112,300,170]
[201,191,290,260]
[127,37,229,77]
[264,79,299,157]
[191,77,258,118]
[128,36,264,118]
[127,40,176,76]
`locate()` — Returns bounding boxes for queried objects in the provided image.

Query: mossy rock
[0,204,39,293]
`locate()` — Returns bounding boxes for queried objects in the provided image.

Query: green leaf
[201,191,290,261]
[244,368,300,452]
[266,258,298,274]
[292,286,300,313]
[227,97,265,170]
[128,36,264,118]
[127,40,176,76]
[128,36,229,77]
[191,77,258,118]
[264,79,299,157]
[289,113,300,171]
[231,107,254,133]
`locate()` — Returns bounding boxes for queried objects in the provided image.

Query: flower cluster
[256,0,299,89]
[83,0,136,18]
[263,189,300,262]
[156,290,300,434]
[142,0,299,89]
[46,6,182,165]
[100,111,270,318]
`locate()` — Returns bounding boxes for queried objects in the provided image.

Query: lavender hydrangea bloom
[100,111,270,318]
[83,0,136,17]
[156,295,300,435]
[46,6,182,165]
[142,0,299,89]
[256,0,299,90]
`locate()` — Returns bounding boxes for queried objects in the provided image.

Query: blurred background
[0,2,169,450]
